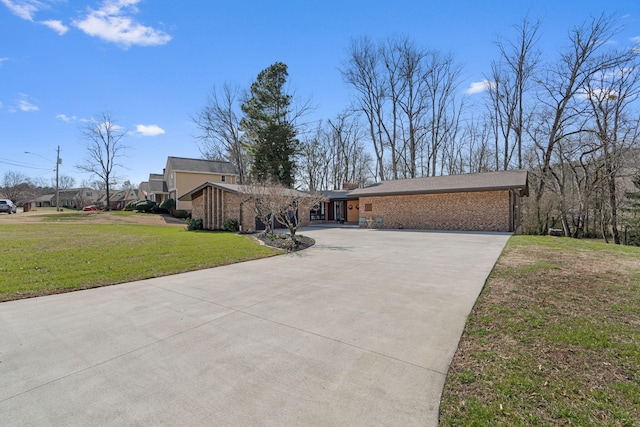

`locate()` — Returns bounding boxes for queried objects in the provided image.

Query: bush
[159,198,175,212]
[223,218,239,232]
[186,218,203,231]
[174,210,190,219]
[125,199,157,213]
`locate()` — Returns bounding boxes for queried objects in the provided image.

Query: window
[221,175,226,182]
[364,203,372,212]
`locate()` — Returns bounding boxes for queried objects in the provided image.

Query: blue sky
[1,0,639,187]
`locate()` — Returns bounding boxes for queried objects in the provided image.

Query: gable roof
[167,157,238,175]
[179,182,309,201]
[348,170,529,197]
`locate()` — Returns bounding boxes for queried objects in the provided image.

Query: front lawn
[439,236,640,425]
[0,223,278,301]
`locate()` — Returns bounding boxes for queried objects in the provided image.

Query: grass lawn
[439,236,640,426]
[0,221,278,301]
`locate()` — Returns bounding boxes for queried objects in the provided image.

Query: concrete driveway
[0,227,510,426]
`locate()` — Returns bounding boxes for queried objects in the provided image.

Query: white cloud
[19,99,38,111]
[1,0,39,21]
[11,95,39,113]
[465,80,493,95]
[2,0,70,36]
[41,19,69,35]
[136,124,165,136]
[56,113,77,122]
[73,0,171,48]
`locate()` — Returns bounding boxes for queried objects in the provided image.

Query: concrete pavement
[0,227,510,426]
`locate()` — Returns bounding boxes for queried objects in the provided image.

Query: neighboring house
[109,188,139,210]
[179,182,312,232]
[140,157,238,212]
[25,188,106,210]
[139,173,169,205]
[29,194,55,208]
[348,170,529,232]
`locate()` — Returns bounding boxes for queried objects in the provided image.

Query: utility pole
[55,145,61,212]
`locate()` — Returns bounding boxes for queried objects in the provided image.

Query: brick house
[348,170,529,232]
[179,182,313,232]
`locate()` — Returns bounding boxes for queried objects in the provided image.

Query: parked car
[82,205,98,211]
[0,199,17,214]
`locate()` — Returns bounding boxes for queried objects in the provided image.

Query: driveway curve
[0,227,510,426]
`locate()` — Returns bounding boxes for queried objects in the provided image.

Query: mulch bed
[254,232,315,252]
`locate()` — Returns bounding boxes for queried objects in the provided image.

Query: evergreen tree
[241,62,297,187]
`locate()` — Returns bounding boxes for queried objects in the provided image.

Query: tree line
[194,12,640,244]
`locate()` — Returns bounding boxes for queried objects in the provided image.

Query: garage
[347,170,529,232]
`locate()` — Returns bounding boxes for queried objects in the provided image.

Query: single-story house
[179,182,315,232]
[348,170,529,232]
[180,170,529,233]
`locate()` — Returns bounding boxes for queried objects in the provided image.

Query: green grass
[440,235,640,426]
[0,223,278,301]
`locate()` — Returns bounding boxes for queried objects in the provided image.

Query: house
[139,173,169,205]
[140,157,238,212]
[24,188,107,210]
[179,182,313,232]
[180,170,529,233]
[348,170,529,232]
[108,188,139,210]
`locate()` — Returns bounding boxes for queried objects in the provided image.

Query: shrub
[125,199,157,213]
[186,218,203,231]
[223,218,239,232]
[159,198,175,212]
[174,210,190,219]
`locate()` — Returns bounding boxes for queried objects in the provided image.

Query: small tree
[76,112,128,211]
[242,182,325,242]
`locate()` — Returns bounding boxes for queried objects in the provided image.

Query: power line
[0,158,52,170]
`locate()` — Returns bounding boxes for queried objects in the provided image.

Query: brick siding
[359,190,512,232]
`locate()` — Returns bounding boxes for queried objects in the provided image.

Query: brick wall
[359,190,512,232]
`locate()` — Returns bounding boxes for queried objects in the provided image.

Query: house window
[364,203,372,212]
[221,175,226,182]
[86,192,92,197]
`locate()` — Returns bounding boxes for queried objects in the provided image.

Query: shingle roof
[179,182,309,201]
[167,157,238,175]
[348,170,529,197]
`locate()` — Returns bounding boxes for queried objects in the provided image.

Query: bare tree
[583,61,640,243]
[487,17,541,170]
[76,112,128,211]
[342,37,387,181]
[55,175,76,190]
[2,171,31,202]
[533,13,634,213]
[241,182,326,242]
[193,83,250,183]
[424,50,463,176]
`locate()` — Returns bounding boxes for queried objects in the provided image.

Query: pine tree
[241,62,297,187]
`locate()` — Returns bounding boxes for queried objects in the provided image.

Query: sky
[1,0,639,188]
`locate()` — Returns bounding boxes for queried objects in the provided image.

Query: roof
[179,182,310,201]
[167,157,238,175]
[319,190,358,200]
[348,170,529,197]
